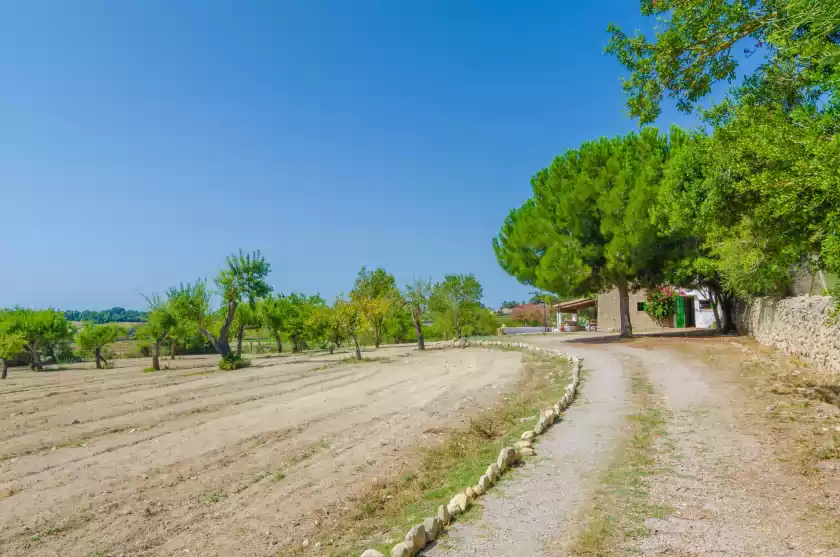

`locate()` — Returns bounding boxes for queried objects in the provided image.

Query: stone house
[597,287,717,333]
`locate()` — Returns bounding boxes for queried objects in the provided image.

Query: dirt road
[432,334,840,557]
[0,347,524,556]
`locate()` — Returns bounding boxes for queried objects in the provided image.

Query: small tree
[232,302,261,357]
[139,294,177,371]
[430,274,483,339]
[10,308,73,370]
[259,294,289,353]
[403,278,432,350]
[335,297,365,360]
[169,250,271,360]
[0,312,26,379]
[350,267,398,348]
[76,322,123,369]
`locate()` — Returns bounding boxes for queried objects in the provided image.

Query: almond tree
[76,322,123,369]
[403,278,432,350]
[139,294,177,371]
[169,250,271,360]
[0,311,26,379]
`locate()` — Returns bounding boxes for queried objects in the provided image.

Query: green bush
[644,288,677,325]
[219,354,251,371]
[142,367,157,373]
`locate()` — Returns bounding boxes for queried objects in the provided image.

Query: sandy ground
[0,346,524,557]
[431,333,840,557]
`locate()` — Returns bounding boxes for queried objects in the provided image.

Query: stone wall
[736,295,840,373]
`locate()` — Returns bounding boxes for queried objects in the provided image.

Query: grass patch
[142,367,157,373]
[219,355,251,371]
[568,369,670,556]
[203,490,228,504]
[301,350,571,556]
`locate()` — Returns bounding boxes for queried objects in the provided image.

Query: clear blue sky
[0,2,740,310]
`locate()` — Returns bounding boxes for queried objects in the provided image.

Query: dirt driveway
[432,333,840,557]
[0,346,524,557]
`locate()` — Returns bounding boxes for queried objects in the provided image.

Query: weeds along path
[426,339,634,557]
[0,347,524,557]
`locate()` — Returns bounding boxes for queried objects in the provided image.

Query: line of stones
[359,339,583,557]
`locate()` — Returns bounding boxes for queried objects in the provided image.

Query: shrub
[219,354,251,371]
[644,288,677,325]
[142,367,157,373]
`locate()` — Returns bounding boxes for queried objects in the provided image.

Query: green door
[675,296,686,328]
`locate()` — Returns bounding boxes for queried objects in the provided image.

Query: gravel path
[623,344,837,557]
[426,340,633,557]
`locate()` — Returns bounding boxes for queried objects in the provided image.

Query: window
[698,299,712,310]
[636,301,646,311]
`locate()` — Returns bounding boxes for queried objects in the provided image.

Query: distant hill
[64,307,148,323]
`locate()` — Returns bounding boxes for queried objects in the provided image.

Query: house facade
[598,287,717,333]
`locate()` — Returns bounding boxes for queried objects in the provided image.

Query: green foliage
[218,354,251,370]
[351,267,399,347]
[63,307,147,323]
[493,129,683,335]
[644,289,677,325]
[430,274,484,338]
[383,304,413,344]
[215,249,272,305]
[75,322,123,355]
[606,0,840,123]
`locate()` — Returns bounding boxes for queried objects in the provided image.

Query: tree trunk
[719,294,736,334]
[413,310,425,350]
[274,332,283,353]
[352,334,362,360]
[291,335,300,353]
[94,347,103,370]
[329,345,335,355]
[1,359,8,380]
[170,341,177,360]
[236,324,245,357]
[706,286,725,333]
[213,299,237,358]
[28,342,44,371]
[616,281,633,338]
[374,320,382,349]
[152,338,162,371]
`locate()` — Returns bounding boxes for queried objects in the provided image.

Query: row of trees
[0,252,499,377]
[495,0,840,336]
[0,309,125,378]
[63,307,148,323]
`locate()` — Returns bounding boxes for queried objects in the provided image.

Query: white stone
[451,492,469,512]
[446,501,461,517]
[361,550,385,557]
[405,524,426,552]
[520,447,536,457]
[437,503,450,525]
[521,431,535,440]
[514,440,532,449]
[423,516,441,542]
[473,482,485,496]
[390,542,411,557]
[478,474,491,492]
[486,463,500,482]
[534,422,544,435]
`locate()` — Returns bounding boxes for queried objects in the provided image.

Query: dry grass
[292,350,571,557]
[567,366,670,557]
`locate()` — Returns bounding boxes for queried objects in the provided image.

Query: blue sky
[0,2,750,309]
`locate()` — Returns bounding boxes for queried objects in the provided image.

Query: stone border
[359,339,583,557]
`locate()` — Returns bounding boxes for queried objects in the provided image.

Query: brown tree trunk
[28,342,44,371]
[291,335,300,353]
[616,281,633,338]
[274,332,283,353]
[708,287,724,333]
[719,294,736,334]
[94,347,103,369]
[329,345,335,355]
[170,341,177,360]
[1,359,8,379]
[413,310,425,350]
[352,334,362,360]
[152,338,162,371]
[236,324,245,357]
